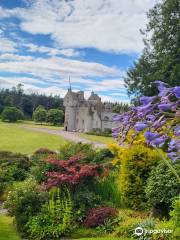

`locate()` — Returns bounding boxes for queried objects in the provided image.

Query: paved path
[23,126,106,148]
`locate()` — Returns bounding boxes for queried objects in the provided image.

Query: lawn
[0,122,66,154]
[22,120,64,130]
[0,215,20,240]
[79,133,115,144]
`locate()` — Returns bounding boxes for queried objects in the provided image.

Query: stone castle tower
[63,88,118,132]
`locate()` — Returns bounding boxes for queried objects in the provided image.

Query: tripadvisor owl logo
[134,227,144,236]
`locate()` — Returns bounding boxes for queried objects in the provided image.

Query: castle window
[104,116,109,121]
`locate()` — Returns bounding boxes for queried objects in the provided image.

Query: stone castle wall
[63,89,118,132]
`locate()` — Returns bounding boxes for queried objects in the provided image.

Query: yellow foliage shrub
[109,144,162,210]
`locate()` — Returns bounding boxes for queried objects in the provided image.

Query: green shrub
[94,170,121,207]
[72,186,101,223]
[46,108,64,125]
[58,142,96,162]
[34,148,56,155]
[4,178,48,234]
[58,142,114,164]
[27,187,73,239]
[145,162,180,218]
[86,130,112,137]
[96,216,121,234]
[0,151,31,196]
[119,145,161,210]
[30,151,57,183]
[92,148,114,163]
[114,209,145,238]
[33,105,47,124]
[170,195,180,239]
[1,106,24,122]
[135,218,156,239]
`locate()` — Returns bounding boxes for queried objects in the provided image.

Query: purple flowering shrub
[113,81,180,181]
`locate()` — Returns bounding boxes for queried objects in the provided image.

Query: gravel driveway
[23,126,106,148]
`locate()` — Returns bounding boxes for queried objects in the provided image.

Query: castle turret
[63,90,78,131]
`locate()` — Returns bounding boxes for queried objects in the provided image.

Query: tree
[145,162,180,218]
[46,109,64,125]
[33,106,47,124]
[0,85,64,118]
[125,0,180,98]
[1,107,24,122]
[112,103,130,113]
[20,96,33,117]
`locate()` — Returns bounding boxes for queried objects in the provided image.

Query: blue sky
[0,0,156,102]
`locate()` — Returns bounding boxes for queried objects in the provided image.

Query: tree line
[0,84,64,118]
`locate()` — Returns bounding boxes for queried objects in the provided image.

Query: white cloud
[24,43,81,57]
[57,49,81,57]
[0,0,156,53]
[0,53,34,61]
[0,54,121,78]
[0,37,17,53]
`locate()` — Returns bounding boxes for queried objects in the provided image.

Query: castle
[63,88,118,132]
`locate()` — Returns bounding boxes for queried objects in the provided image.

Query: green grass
[22,120,64,130]
[78,238,131,240]
[0,122,66,154]
[79,133,115,144]
[0,214,129,240]
[0,215,20,240]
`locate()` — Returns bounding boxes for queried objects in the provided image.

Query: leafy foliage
[118,145,161,210]
[29,150,57,183]
[146,162,180,218]
[113,209,147,238]
[84,207,118,228]
[152,219,174,240]
[94,170,121,207]
[170,196,180,239]
[1,106,24,122]
[34,148,56,155]
[46,108,64,125]
[0,84,63,117]
[33,105,47,124]
[112,102,130,113]
[27,187,73,239]
[58,142,114,164]
[0,151,30,196]
[125,0,180,98]
[42,154,101,189]
[4,178,48,234]
[58,142,96,162]
[96,217,121,234]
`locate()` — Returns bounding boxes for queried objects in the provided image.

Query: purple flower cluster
[112,81,180,162]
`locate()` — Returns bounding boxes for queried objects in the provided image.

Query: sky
[0,0,157,103]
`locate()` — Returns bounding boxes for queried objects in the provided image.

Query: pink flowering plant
[113,81,180,181]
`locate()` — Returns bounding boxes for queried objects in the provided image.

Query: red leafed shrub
[84,207,118,228]
[42,154,103,189]
[34,148,55,155]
